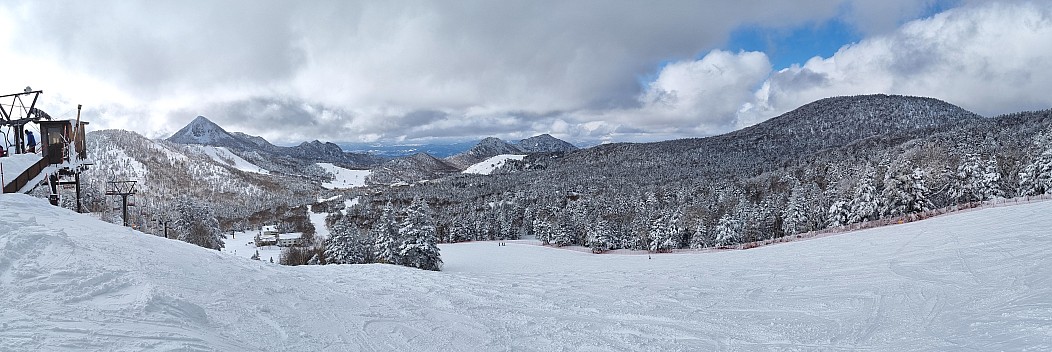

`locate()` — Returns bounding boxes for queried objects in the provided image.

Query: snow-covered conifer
[714,213,741,247]
[372,202,400,264]
[1019,135,1052,196]
[849,169,880,224]
[781,184,809,236]
[688,221,712,249]
[648,214,678,252]
[588,219,614,253]
[882,167,934,217]
[397,198,442,271]
[826,200,850,228]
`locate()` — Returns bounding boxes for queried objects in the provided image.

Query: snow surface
[0,154,41,187]
[222,205,330,262]
[316,163,370,189]
[188,145,269,175]
[462,154,526,175]
[221,229,285,263]
[3,193,1051,351]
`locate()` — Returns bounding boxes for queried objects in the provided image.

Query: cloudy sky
[2,0,1051,146]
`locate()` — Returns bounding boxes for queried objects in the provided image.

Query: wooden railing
[2,156,49,193]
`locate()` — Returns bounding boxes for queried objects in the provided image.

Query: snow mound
[2,193,1052,350]
[188,145,269,174]
[462,154,525,175]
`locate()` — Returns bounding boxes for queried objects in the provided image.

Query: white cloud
[3,1,1050,145]
[743,1,1052,123]
[618,50,771,133]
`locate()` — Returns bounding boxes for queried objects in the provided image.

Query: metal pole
[122,194,129,227]
[75,172,82,213]
[48,174,59,206]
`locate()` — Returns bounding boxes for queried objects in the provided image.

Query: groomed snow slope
[316,163,370,189]
[187,145,270,175]
[1,193,1050,351]
[462,154,525,175]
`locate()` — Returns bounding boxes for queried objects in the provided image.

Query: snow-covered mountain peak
[516,134,578,153]
[166,115,246,148]
[444,137,523,169]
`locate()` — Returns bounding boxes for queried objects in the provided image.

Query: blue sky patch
[726,19,861,70]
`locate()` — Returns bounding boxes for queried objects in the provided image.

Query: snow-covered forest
[46,95,1052,272]
[341,95,1052,254]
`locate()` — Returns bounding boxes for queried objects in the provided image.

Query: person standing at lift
[25,130,36,153]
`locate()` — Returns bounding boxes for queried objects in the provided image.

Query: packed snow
[462,154,526,175]
[0,153,42,187]
[188,145,269,175]
[2,193,1051,350]
[316,163,370,189]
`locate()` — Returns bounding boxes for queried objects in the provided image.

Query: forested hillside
[331,95,1052,254]
[68,129,326,248]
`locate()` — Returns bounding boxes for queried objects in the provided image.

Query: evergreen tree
[588,219,614,253]
[1019,139,1052,196]
[826,199,851,228]
[849,169,880,224]
[549,219,575,247]
[713,213,741,247]
[647,214,678,252]
[172,196,224,250]
[979,158,1003,200]
[325,220,371,264]
[533,217,553,245]
[372,202,400,264]
[950,154,1002,203]
[781,184,809,236]
[688,221,712,249]
[397,198,442,271]
[882,167,934,217]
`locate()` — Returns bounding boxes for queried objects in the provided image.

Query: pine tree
[397,198,442,271]
[781,184,809,236]
[533,217,553,245]
[882,167,934,218]
[325,220,371,264]
[372,202,400,264]
[647,214,678,252]
[979,158,1003,200]
[950,154,1002,203]
[549,220,575,247]
[713,213,741,247]
[688,221,712,249]
[1018,145,1052,195]
[172,196,224,250]
[588,219,614,253]
[826,199,850,228]
[849,169,880,224]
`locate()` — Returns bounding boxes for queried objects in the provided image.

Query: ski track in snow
[1,193,1051,351]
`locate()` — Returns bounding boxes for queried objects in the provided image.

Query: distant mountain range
[167,116,385,168]
[162,115,580,185]
[339,141,479,158]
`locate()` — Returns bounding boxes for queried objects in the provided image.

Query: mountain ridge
[166,116,385,168]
